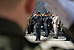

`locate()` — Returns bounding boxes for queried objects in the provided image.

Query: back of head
[36,12,41,15]
[0,0,21,11]
[0,0,35,31]
[0,0,36,50]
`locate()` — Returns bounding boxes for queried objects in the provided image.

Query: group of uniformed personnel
[27,11,61,41]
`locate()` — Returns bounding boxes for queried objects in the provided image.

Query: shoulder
[56,16,59,18]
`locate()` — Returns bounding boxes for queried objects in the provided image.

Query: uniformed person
[43,13,50,37]
[34,12,42,41]
[30,15,34,33]
[27,15,35,34]
[47,11,53,34]
[27,16,31,34]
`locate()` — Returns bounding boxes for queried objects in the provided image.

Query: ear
[26,0,35,14]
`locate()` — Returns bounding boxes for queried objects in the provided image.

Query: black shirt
[0,18,39,50]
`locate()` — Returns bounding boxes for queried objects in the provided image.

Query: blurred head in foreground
[0,0,35,31]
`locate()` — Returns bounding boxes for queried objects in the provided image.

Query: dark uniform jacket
[43,16,51,27]
[34,16,41,25]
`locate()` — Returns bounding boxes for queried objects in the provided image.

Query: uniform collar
[0,18,24,38]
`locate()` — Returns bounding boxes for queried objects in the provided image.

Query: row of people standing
[27,11,60,41]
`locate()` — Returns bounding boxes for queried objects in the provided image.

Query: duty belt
[44,22,47,24]
[36,23,40,24]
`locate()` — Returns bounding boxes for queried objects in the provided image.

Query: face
[36,14,40,16]
[45,14,48,16]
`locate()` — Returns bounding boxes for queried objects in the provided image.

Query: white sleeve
[57,16,59,25]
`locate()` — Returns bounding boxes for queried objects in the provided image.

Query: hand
[48,25,50,27]
[57,25,59,28]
